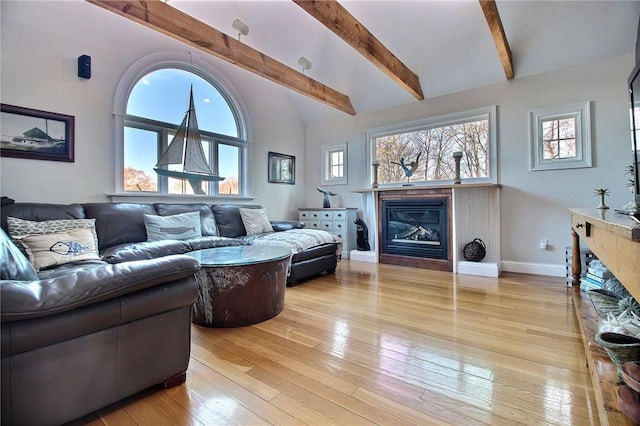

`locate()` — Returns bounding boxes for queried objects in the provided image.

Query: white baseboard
[349,250,377,263]
[346,254,565,278]
[501,261,565,277]
[457,260,502,278]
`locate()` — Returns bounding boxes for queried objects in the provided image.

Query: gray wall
[303,54,635,274]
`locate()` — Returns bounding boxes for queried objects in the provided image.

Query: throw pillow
[144,211,202,242]
[239,208,274,235]
[7,217,99,255]
[21,228,100,271]
[0,228,38,280]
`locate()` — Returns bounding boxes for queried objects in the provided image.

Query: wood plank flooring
[75,261,599,425]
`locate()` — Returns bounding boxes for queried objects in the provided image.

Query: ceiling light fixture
[232,19,249,41]
[298,56,312,74]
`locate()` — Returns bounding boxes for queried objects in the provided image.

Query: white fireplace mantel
[350,183,502,277]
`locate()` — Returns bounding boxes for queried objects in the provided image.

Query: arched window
[123,66,247,195]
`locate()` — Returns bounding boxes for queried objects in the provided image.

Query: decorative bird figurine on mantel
[392,152,421,186]
[316,186,337,208]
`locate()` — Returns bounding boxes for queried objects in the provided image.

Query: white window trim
[112,51,251,196]
[365,105,498,186]
[529,101,592,171]
[321,142,348,185]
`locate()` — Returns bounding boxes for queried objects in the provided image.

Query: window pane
[124,127,158,192]
[559,118,575,139]
[168,136,211,195]
[541,117,577,160]
[558,139,576,158]
[218,144,240,195]
[542,120,558,141]
[374,118,489,185]
[330,151,343,178]
[127,68,238,137]
[542,140,558,160]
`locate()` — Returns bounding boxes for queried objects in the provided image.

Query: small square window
[321,142,348,185]
[530,102,592,171]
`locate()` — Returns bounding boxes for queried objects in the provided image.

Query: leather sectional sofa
[0,201,340,425]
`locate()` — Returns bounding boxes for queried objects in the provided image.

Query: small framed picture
[1,104,75,162]
[268,151,295,184]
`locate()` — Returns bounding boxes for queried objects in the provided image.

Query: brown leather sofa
[0,201,339,425]
[0,203,200,425]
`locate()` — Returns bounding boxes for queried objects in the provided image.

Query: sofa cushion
[0,254,200,322]
[239,208,274,235]
[1,203,85,232]
[0,228,38,281]
[144,212,201,241]
[211,204,262,238]
[21,228,101,271]
[154,203,219,236]
[100,240,192,264]
[83,203,156,251]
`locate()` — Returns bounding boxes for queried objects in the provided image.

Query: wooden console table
[570,208,640,425]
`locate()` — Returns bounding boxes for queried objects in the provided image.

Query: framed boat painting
[0,104,75,162]
[268,151,295,184]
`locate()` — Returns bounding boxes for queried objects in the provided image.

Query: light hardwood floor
[76,260,598,425]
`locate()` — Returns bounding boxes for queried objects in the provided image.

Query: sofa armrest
[1,255,200,322]
[271,220,305,231]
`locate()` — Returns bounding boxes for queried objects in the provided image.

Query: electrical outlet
[539,239,548,250]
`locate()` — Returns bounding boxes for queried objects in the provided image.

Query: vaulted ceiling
[87,0,640,125]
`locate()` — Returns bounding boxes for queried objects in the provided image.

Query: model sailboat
[154,86,224,194]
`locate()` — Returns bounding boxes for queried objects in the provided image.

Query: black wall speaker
[78,55,91,79]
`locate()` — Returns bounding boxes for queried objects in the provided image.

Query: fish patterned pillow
[20,228,100,271]
[7,216,99,256]
[144,211,202,242]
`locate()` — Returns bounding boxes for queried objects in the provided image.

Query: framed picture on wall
[268,151,295,184]
[0,104,75,162]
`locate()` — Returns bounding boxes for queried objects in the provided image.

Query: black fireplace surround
[381,198,448,259]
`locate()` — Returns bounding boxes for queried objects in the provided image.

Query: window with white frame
[529,102,591,171]
[321,142,348,185]
[123,67,247,195]
[367,106,497,186]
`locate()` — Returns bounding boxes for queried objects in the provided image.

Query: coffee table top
[187,245,292,267]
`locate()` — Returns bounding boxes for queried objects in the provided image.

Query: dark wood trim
[479,0,514,80]
[85,0,356,115]
[293,0,424,100]
[571,285,635,425]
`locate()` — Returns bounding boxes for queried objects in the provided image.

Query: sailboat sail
[154,86,224,186]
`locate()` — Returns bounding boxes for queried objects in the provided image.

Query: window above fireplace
[366,106,497,187]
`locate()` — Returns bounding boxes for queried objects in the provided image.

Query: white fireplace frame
[351,184,502,277]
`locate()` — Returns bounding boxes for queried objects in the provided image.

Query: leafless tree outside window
[375,118,489,185]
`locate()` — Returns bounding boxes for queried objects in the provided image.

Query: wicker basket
[463,238,486,262]
[595,332,640,379]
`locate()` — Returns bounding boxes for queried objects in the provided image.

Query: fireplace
[382,199,448,259]
[378,189,453,271]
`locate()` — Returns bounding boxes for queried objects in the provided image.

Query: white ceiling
[163,1,639,124]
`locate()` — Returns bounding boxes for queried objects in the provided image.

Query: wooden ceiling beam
[479,0,514,80]
[86,0,356,115]
[293,0,424,101]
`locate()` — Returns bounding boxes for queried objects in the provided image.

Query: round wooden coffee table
[187,245,292,327]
